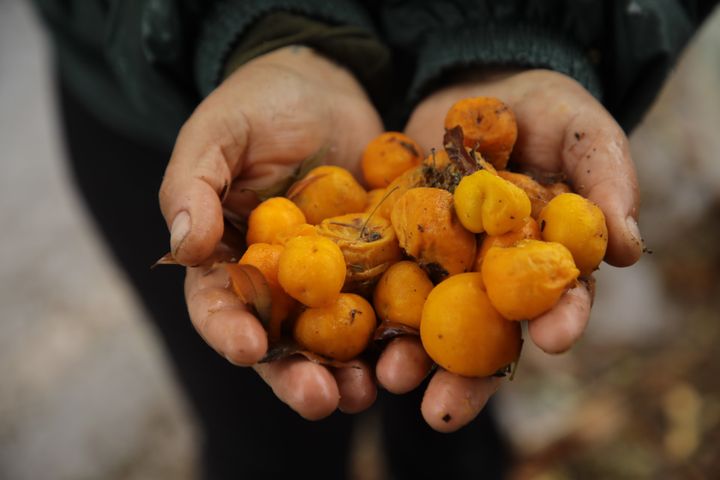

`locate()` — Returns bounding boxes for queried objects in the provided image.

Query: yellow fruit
[538,192,608,276]
[421,273,521,377]
[288,166,367,224]
[361,132,423,189]
[454,170,531,235]
[473,216,542,273]
[277,235,345,307]
[373,261,433,329]
[443,97,518,170]
[293,293,376,361]
[246,197,306,245]
[482,239,579,320]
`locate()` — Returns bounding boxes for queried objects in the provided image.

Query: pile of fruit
[229,97,608,378]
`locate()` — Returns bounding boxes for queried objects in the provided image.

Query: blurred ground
[0,2,198,479]
[1,2,719,479]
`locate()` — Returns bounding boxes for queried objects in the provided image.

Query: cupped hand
[159,46,384,420]
[377,69,643,431]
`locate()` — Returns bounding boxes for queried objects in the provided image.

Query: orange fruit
[361,132,423,188]
[373,261,433,329]
[316,213,402,294]
[277,235,346,307]
[482,239,579,320]
[293,293,376,361]
[287,166,367,224]
[391,187,476,282]
[421,273,521,377]
[538,193,608,276]
[246,197,306,245]
[473,216,541,272]
[444,97,517,169]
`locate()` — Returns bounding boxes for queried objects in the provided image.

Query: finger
[376,337,433,394]
[333,360,377,414]
[254,358,339,420]
[185,266,267,365]
[421,370,501,433]
[562,112,643,267]
[528,283,592,354]
[159,104,249,266]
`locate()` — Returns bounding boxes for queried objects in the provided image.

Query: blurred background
[1,1,719,479]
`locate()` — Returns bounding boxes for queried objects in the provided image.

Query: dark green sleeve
[194,0,389,100]
[379,0,718,132]
[216,12,391,107]
[31,0,388,148]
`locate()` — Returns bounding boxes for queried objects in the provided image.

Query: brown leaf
[443,126,477,175]
[151,213,246,269]
[373,321,420,342]
[152,252,178,267]
[225,263,273,331]
[259,339,361,368]
[246,145,329,201]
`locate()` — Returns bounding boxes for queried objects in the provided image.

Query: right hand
[159,46,384,420]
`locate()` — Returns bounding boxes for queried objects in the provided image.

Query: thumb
[562,113,643,267]
[159,107,249,266]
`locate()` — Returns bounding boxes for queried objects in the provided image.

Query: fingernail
[171,211,190,255]
[625,216,642,249]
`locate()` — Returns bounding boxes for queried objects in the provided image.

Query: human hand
[376,69,643,431]
[159,46,384,420]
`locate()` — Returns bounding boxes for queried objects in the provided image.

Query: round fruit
[482,239,580,320]
[444,97,517,169]
[246,197,306,245]
[538,192,608,276]
[421,273,522,377]
[287,166,367,224]
[277,235,345,307]
[373,261,433,329]
[361,132,423,189]
[293,293,376,361]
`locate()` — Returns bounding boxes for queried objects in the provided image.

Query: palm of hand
[376,69,643,431]
[160,47,384,420]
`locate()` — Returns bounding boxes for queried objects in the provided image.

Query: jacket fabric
[33,0,718,148]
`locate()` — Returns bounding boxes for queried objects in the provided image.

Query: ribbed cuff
[194,0,377,97]
[410,23,602,102]
[221,12,391,106]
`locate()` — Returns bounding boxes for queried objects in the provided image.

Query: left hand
[376,69,643,432]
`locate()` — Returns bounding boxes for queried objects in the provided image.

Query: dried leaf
[151,213,247,269]
[247,146,329,201]
[443,126,477,175]
[259,339,361,368]
[373,321,420,342]
[152,252,178,267]
[225,263,273,331]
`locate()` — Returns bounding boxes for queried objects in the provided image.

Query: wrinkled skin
[376,69,642,432]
